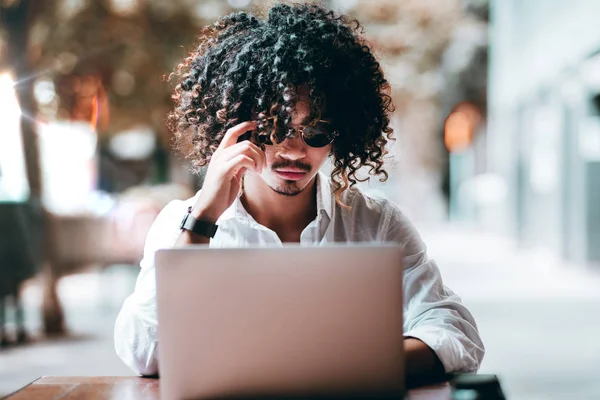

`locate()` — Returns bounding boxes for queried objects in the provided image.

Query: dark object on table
[451,374,506,400]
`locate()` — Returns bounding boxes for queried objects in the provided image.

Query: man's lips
[274,169,308,180]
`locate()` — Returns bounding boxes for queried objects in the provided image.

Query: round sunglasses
[253,117,339,148]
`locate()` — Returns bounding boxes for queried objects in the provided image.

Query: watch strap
[180,206,218,238]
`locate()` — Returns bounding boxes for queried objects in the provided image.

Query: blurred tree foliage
[0,0,487,212]
[1,0,241,144]
[0,0,487,141]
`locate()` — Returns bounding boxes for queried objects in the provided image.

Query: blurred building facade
[481,0,600,264]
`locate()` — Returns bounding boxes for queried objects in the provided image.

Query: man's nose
[277,135,307,160]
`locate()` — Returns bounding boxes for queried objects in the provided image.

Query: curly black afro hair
[168,2,395,204]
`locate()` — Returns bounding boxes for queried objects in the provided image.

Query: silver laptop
[156,243,405,399]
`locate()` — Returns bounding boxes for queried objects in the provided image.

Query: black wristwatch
[180,206,219,238]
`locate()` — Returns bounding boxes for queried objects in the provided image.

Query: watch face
[192,219,218,238]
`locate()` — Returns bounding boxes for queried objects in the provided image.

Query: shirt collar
[315,170,334,220]
[218,170,334,224]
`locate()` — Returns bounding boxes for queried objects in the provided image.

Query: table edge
[2,376,42,400]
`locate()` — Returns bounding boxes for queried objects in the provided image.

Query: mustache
[271,160,311,172]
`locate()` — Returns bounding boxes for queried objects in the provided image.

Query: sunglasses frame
[256,116,339,148]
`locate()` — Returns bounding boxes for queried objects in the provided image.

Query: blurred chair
[41,184,193,334]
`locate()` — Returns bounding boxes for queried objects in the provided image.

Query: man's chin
[270,182,304,197]
[260,171,315,196]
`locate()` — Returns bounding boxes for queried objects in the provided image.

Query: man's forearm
[404,337,446,387]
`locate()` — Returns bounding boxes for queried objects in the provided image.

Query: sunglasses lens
[303,122,336,148]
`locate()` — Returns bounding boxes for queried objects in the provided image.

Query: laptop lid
[156,243,404,399]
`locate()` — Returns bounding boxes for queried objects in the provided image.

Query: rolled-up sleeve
[114,200,185,376]
[402,252,484,373]
[382,205,485,373]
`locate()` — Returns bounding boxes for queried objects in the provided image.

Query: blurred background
[0,0,599,398]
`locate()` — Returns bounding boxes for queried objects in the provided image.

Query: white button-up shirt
[114,172,484,376]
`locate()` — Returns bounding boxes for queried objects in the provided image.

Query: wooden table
[5,376,452,399]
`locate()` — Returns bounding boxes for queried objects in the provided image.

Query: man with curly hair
[115,2,484,385]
